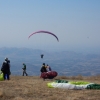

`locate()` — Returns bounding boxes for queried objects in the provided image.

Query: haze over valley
[0,47,100,76]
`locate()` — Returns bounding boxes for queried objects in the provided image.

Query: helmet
[5,58,8,61]
[43,63,45,65]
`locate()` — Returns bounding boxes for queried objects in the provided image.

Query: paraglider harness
[41,54,44,59]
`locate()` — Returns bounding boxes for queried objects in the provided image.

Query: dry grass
[0,75,100,100]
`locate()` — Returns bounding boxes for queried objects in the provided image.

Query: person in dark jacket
[22,63,28,76]
[1,58,10,80]
[40,63,47,73]
[40,63,47,81]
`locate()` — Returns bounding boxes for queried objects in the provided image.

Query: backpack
[1,61,9,72]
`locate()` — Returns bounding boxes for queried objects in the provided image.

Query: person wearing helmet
[46,64,52,72]
[40,63,47,73]
[5,58,11,68]
[22,63,28,76]
[5,58,8,61]
[1,58,10,80]
[40,63,48,81]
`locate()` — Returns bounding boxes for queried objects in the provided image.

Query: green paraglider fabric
[47,82,55,88]
[55,79,68,83]
[0,71,4,81]
[87,84,100,89]
[69,81,90,85]
[47,80,100,90]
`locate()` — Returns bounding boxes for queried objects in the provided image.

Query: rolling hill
[0,47,100,76]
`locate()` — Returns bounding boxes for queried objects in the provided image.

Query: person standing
[22,63,28,76]
[40,63,47,73]
[40,63,48,81]
[46,64,52,72]
[1,58,10,80]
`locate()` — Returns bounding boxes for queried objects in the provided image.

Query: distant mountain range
[0,47,100,76]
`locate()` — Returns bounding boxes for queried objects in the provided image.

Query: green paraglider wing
[0,71,4,81]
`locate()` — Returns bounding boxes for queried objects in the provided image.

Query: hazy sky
[0,0,100,53]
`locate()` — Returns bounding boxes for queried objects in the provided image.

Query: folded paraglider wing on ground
[47,80,100,90]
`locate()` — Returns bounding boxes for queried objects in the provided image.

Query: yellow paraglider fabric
[0,71,4,81]
[47,82,56,88]
[69,81,90,85]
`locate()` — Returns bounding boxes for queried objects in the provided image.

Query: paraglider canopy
[41,54,44,59]
[28,30,59,42]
